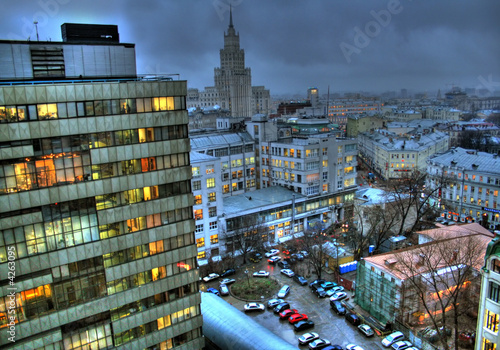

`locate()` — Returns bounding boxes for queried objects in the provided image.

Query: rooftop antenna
[34,21,39,41]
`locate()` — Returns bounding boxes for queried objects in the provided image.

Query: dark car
[249,253,263,263]
[273,302,291,314]
[293,275,308,286]
[220,268,235,277]
[293,320,315,332]
[313,287,327,298]
[330,300,346,315]
[309,279,326,289]
[278,260,291,269]
[345,312,361,326]
[310,283,327,298]
[322,346,343,350]
[291,253,304,261]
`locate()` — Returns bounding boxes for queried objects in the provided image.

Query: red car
[289,313,308,324]
[279,309,299,320]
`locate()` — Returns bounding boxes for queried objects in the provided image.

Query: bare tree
[387,169,446,236]
[456,130,490,152]
[296,229,329,279]
[394,235,484,350]
[223,214,266,265]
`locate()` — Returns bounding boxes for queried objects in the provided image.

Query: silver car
[277,285,291,298]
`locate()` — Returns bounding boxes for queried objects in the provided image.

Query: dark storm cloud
[1,0,499,96]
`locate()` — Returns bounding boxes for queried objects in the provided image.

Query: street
[201,253,386,349]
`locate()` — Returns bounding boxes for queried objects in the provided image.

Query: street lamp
[244,269,250,288]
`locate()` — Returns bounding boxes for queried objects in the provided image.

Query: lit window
[206,165,214,174]
[194,209,203,220]
[208,192,216,202]
[192,166,200,177]
[194,195,202,205]
[210,234,218,244]
[196,238,205,248]
[207,178,215,188]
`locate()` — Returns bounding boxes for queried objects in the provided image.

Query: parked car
[391,341,412,350]
[382,331,405,347]
[273,302,291,314]
[300,250,309,257]
[253,270,270,277]
[330,300,346,315]
[279,308,299,320]
[309,338,331,349]
[294,320,315,332]
[358,324,375,337]
[289,313,308,324]
[292,253,304,261]
[249,253,263,263]
[329,291,348,301]
[280,268,295,277]
[267,298,284,309]
[326,287,345,297]
[330,286,345,293]
[277,285,291,298]
[293,275,308,286]
[219,284,229,296]
[278,260,291,269]
[309,279,326,288]
[265,249,280,257]
[298,332,320,345]
[243,302,265,312]
[313,286,327,298]
[202,273,220,282]
[323,346,343,350]
[220,268,235,277]
[268,256,281,264]
[346,344,365,350]
[206,287,220,296]
[320,281,337,290]
[219,278,236,285]
[345,312,361,326]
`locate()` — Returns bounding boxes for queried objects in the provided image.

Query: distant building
[426,147,500,228]
[346,113,385,138]
[358,129,449,180]
[187,8,270,117]
[326,98,383,129]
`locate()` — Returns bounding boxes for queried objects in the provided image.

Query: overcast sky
[1,0,499,97]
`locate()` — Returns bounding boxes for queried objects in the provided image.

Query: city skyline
[1,1,499,96]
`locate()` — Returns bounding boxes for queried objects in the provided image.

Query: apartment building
[0,24,203,349]
[190,131,256,198]
[475,237,500,350]
[358,129,449,180]
[190,152,223,264]
[427,147,500,228]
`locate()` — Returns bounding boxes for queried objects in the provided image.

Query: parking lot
[201,252,386,349]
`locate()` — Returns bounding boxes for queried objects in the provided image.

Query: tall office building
[0,24,203,349]
[214,8,253,118]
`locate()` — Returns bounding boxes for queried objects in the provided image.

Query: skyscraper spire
[229,4,234,28]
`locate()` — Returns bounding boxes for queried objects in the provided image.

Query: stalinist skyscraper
[187,8,270,117]
[214,8,253,118]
